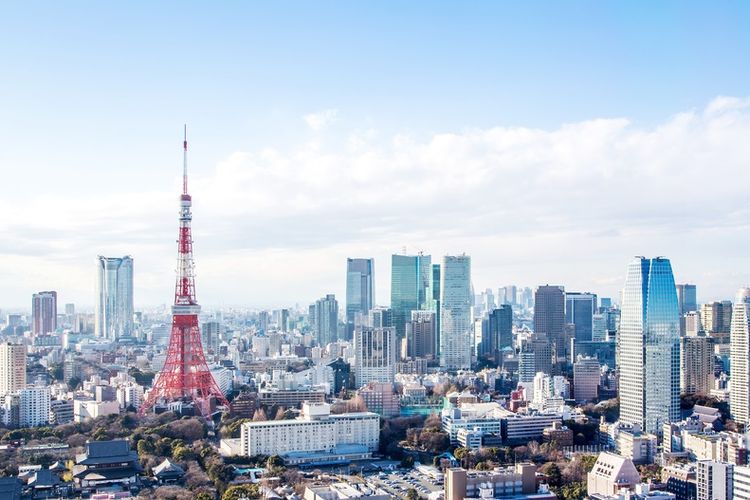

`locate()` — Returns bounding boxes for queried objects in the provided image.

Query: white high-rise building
[734,465,750,500]
[95,256,134,340]
[440,255,472,370]
[353,326,396,388]
[19,386,51,427]
[0,343,26,395]
[619,257,680,434]
[697,461,733,500]
[730,288,750,428]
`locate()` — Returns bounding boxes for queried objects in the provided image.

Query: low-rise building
[587,452,641,497]
[444,464,549,500]
[72,439,141,490]
[238,402,379,465]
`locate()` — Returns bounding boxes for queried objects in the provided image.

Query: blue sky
[1,2,749,308]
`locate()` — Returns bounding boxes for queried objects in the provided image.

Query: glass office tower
[619,256,680,434]
[390,253,431,340]
[439,254,472,370]
[345,258,374,337]
[95,256,134,340]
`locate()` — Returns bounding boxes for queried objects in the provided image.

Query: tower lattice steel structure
[140,128,229,417]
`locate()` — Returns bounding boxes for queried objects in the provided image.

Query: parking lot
[366,469,443,498]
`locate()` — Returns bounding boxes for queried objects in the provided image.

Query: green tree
[222,484,260,500]
[540,462,562,487]
[195,493,214,500]
[266,455,283,469]
[137,439,155,456]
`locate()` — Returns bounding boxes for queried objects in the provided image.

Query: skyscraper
[0,343,26,395]
[701,301,733,343]
[390,253,431,339]
[345,258,374,337]
[730,288,750,428]
[95,256,134,340]
[313,294,339,346]
[534,285,566,366]
[353,326,397,387]
[439,255,472,370]
[565,292,597,343]
[480,305,513,360]
[406,310,437,360]
[619,257,680,434]
[431,263,441,355]
[676,284,698,315]
[31,291,57,336]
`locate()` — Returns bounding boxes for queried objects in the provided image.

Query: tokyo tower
[140,127,229,417]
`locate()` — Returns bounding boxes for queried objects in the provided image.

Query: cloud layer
[3,97,750,309]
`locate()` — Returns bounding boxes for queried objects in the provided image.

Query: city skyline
[2,3,750,308]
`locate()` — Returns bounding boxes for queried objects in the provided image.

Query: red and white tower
[140,127,229,417]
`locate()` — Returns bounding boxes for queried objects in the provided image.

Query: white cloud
[303,109,338,131]
[3,96,750,308]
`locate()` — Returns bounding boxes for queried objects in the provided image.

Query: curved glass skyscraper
[619,257,680,434]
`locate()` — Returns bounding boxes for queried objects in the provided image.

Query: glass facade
[619,257,680,434]
[565,292,597,342]
[390,254,431,339]
[95,256,134,340]
[439,254,472,370]
[345,258,374,336]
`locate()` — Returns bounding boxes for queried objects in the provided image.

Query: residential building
[32,291,57,336]
[258,388,326,409]
[95,256,134,340]
[0,343,26,395]
[353,326,396,387]
[357,381,399,417]
[406,310,437,360]
[440,255,472,370]
[702,301,733,344]
[735,465,750,500]
[696,461,733,500]
[390,253,432,339]
[619,257,680,434]
[681,335,715,396]
[574,356,600,403]
[731,288,750,428]
[19,387,51,427]
[345,258,374,337]
[313,294,339,346]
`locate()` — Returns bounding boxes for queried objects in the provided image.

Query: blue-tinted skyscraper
[619,257,680,434]
[95,256,134,340]
[480,305,513,360]
[566,292,597,343]
[390,253,431,340]
[439,255,472,370]
[345,258,374,337]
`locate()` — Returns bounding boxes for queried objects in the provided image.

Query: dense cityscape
[0,130,748,500]
[3,3,750,500]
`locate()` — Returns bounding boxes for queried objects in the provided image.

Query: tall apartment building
[405,310,436,359]
[345,258,374,337]
[19,386,51,427]
[702,301,733,343]
[440,255,472,370]
[313,294,339,346]
[735,465,750,500]
[619,257,680,434]
[390,253,431,339]
[680,334,715,396]
[731,288,750,428]
[32,291,57,336]
[573,356,600,403]
[696,461,733,500]
[0,343,26,395]
[534,285,566,367]
[353,326,396,387]
[95,256,134,340]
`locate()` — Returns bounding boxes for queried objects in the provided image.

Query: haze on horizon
[1,2,750,310]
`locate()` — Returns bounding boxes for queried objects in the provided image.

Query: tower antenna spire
[183,124,188,195]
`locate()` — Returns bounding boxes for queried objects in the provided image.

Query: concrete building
[74,399,119,422]
[406,310,437,360]
[731,288,750,428]
[239,402,379,462]
[534,285,566,367]
[680,334,715,396]
[444,464,542,500]
[588,452,641,497]
[19,387,51,427]
[735,465,750,500]
[353,326,396,388]
[345,258,374,338]
[357,381,398,417]
[32,291,57,336]
[258,388,326,409]
[696,461,733,500]
[573,356,600,403]
[0,343,26,395]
